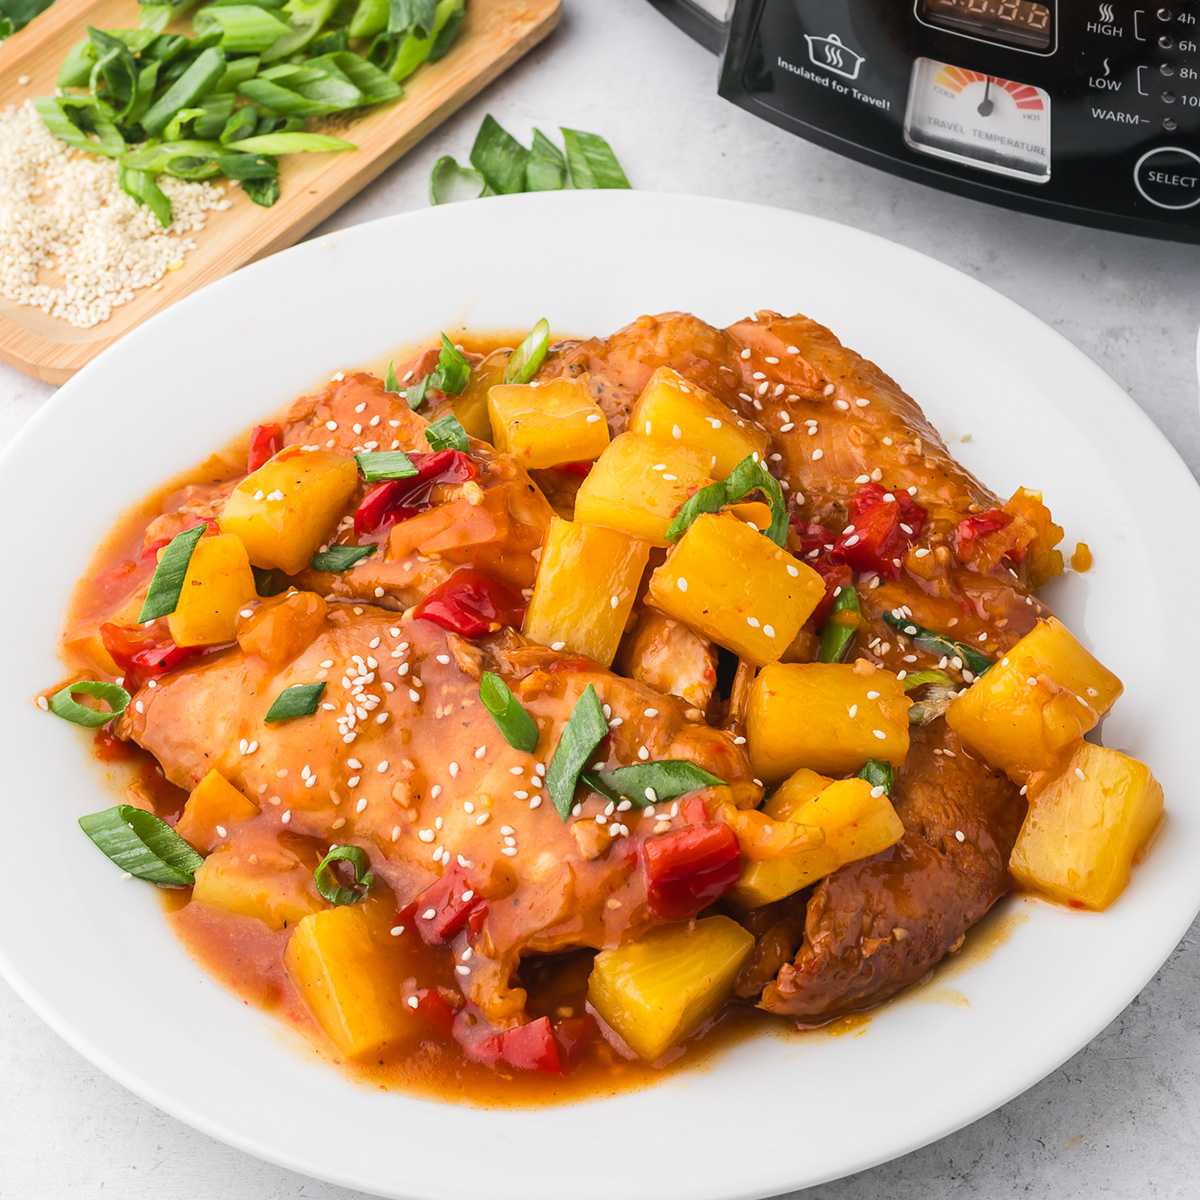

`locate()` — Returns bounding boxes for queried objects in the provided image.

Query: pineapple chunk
[523,516,650,667]
[647,513,825,666]
[588,916,754,1061]
[747,662,911,783]
[192,842,322,930]
[728,500,774,532]
[573,433,711,547]
[487,377,609,469]
[219,447,358,575]
[733,777,904,907]
[451,351,505,442]
[630,367,768,479]
[1009,742,1163,910]
[946,617,1123,780]
[284,906,417,1058]
[166,533,257,648]
[174,769,259,853]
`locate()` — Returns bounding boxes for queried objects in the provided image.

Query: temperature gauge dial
[904,58,1051,182]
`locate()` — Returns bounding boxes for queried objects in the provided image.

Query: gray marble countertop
[4,1,1199,1196]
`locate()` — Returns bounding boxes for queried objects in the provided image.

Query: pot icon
[804,33,867,81]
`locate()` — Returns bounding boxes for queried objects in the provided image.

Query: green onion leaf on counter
[310,543,376,571]
[666,454,787,547]
[469,113,529,194]
[526,128,565,191]
[546,684,608,820]
[583,761,724,808]
[881,612,993,677]
[856,759,894,796]
[424,413,468,452]
[264,680,326,721]
[428,154,488,205]
[49,681,132,728]
[819,584,861,664]
[479,672,539,753]
[356,449,417,481]
[561,127,630,190]
[314,844,374,905]
[139,524,206,622]
[504,318,550,385]
[78,804,204,886]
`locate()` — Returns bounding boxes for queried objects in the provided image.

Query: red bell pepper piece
[644,824,741,922]
[412,862,486,944]
[471,1014,596,1075]
[557,460,595,478]
[247,423,283,473]
[353,449,477,535]
[954,509,1021,563]
[412,567,527,639]
[832,483,928,581]
[99,623,201,692]
[790,519,852,627]
[411,988,457,1037]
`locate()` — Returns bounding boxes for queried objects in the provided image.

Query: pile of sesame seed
[0,101,231,329]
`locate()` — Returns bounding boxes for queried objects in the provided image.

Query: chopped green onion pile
[479,671,539,753]
[430,114,629,204]
[546,684,608,820]
[666,454,788,546]
[78,804,204,886]
[583,761,724,808]
[36,0,467,225]
[314,844,374,905]
[0,0,55,39]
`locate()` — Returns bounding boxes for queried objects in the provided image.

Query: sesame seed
[418,828,435,843]
[476,812,490,825]
[281,810,291,823]
[551,641,566,651]
[501,846,518,856]
[644,707,659,717]
[390,926,405,936]
[873,730,886,740]
[610,594,620,609]
[812,449,824,461]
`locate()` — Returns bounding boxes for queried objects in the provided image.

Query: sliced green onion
[139,4,174,33]
[162,105,208,141]
[881,612,993,677]
[0,0,56,36]
[49,681,132,728]
[243,176,281,207]
[902,669,954,692]
[386,0,455,81]
[139,524,206,622]
[78,804,204,886]
[141,46,227,137]
[264,680,326,721]
[469,114,528,194]
[504,318,550,385]
[525,128,566,191]
[252,565,289,595]
[309,26,349,54]
[546,684,608,820]
[356,449,417,481]
[560,127,630,189]
[424,414,468,452]
[310,544,376,571]
[193,4,291,52]
[33,96,124,158]
[434,332,470,394]
[349,0,388,37]
[118,165,172,228]
[218,105,258,143]
[261,0,338,61]
[427,0,463,59]
[384,361,400,393]
[583,760,723,808]
[314,844,374,905]
[225,131,355,153]
[215,54,261,91]
[856,759,895,796]
[479,671,538,753]
[819,584,861,664]
[58,40,98,89]
[405,375,430,411]
[666,454,787,546]
[429,155,487,205]
[388,0,436,35]
[310,50,403,102]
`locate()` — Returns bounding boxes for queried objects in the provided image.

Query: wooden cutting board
[0,0,561,383]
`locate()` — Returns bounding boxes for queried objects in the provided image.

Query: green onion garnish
[429,154,488,205]
[139,524,206,622]
[406,333,471,409]
[881,612,993,677]
[902,669,954,691]
[479,671,538,753]
[545,684,608,820]
[252,565,289,596]
[424,413,468,452]
[560,127,630,189]
[355,449,417,481]
[49,680,132,728]
[856,759,895,796]
[78,805,204,886]
[314,844,374,905]
[582,760,724,808]
[504,318,550,385]
[666,454,788,546]
[819,584,861,664]
[264,681,326,721]
[384,360,400,393]
[310,544,376,571]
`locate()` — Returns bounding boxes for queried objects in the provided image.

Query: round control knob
[1134,146,1200,209]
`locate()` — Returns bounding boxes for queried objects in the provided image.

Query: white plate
[1,190,1196,1200]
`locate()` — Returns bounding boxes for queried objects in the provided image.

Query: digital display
[919,0,1053,51]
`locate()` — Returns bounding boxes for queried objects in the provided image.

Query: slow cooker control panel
[720,0,1200,239]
